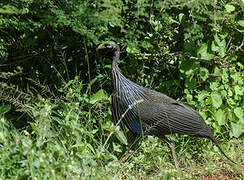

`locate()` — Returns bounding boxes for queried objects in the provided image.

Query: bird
[97,41,236,168]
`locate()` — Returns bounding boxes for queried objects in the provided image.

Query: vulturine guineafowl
[97,41,236,168]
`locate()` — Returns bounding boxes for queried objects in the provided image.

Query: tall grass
[0,78,243,179]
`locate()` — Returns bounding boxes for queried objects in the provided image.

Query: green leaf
[234,85,243,96]
[51,116,62,124]
[237,29,244,33]
[214,66,222,74]
[211,92,222,108]
[212,33,226,57]
[115,130,128,145]
[104,64,111,69]
[184,42,197,55]
[199,111,207,120]
[197,91,209,102]
[227,88,233,96]
[237,62,244,69]
[0,105,11,116]
[234,107,244,123]
[179,60,199,76]
[102,121,114,132]
[214,33,221,46]
[169,16,179,24]
[113,142,122,152]
[185,76,197,89]
[238,20,244,27]
[215,109,226,126]
[225,4,235,13]
[218,43,226,58]
[90,89,108,104]
[0,5,28,15]
[179,13,184,23]
[211,40,219,52]
[210,82,218,91]
[197,43,213,60]
[231,122,243,138]
[199,67,209,81]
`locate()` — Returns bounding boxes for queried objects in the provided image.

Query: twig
[209,73,221,78]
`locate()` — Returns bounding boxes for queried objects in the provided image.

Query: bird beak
[96,44,105,50]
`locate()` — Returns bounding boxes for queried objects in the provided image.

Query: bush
[0,0,243,179]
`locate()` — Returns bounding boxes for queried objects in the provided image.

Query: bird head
[96,41,120,52]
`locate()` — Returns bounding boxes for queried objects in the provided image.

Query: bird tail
[209,135,237,164]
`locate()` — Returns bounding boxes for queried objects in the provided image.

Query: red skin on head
[114,45,120,52]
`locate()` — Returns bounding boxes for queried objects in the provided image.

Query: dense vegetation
[0,0,243,179]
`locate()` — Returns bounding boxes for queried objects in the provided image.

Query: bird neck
[111,46,122,90]
[112,46,120,67]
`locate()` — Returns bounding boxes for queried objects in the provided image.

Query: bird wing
[137,91,206,136]
[164,102,205,135]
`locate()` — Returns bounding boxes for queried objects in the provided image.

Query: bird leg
[119,150,134,163]
[120,135,141,163]
[161,136,179,170]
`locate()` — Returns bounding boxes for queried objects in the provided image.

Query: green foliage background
[0,0,243,179]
